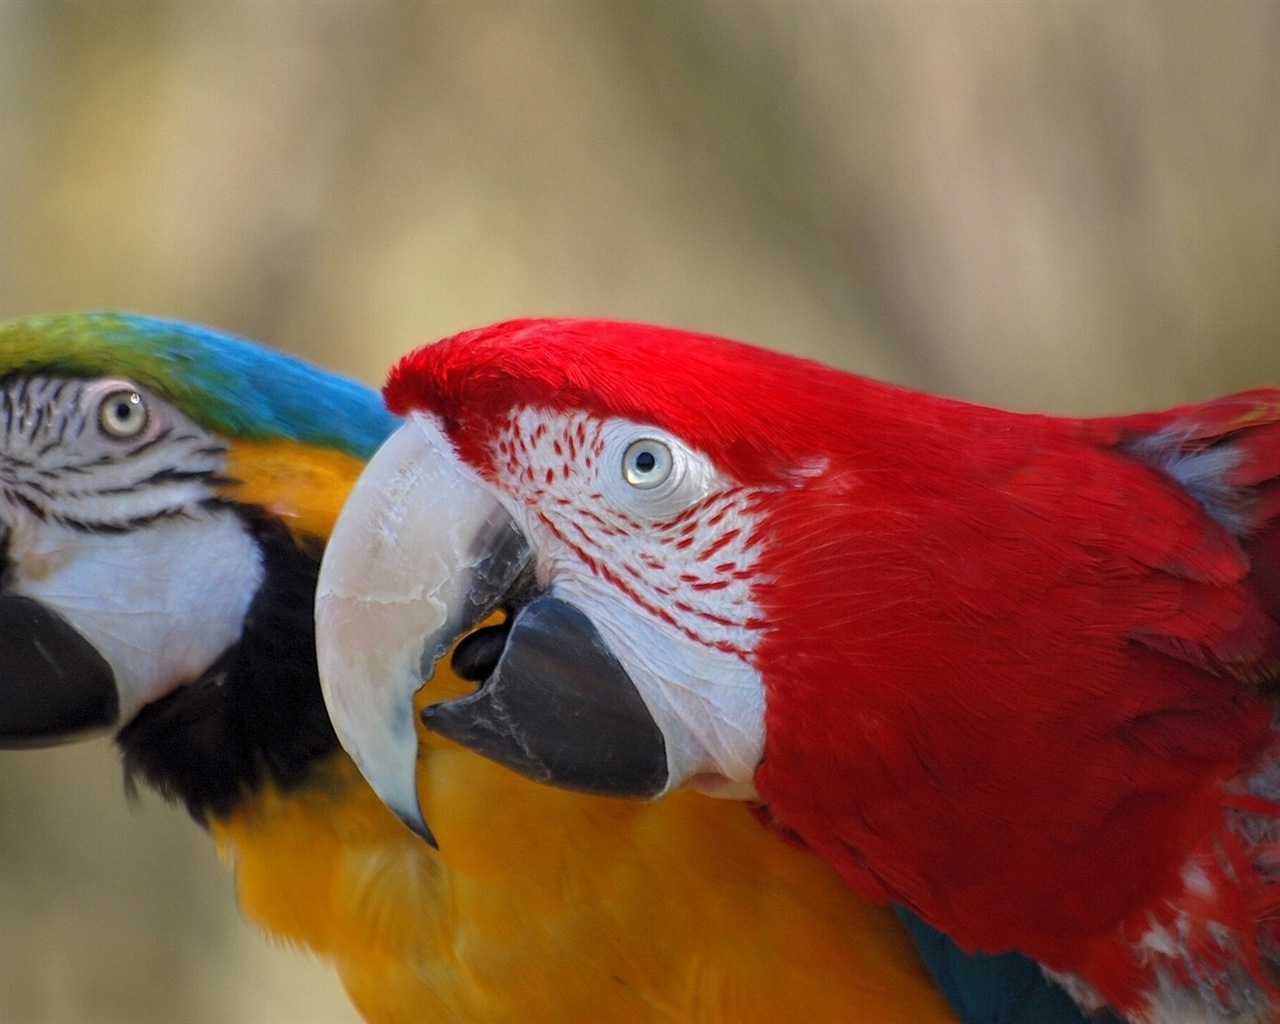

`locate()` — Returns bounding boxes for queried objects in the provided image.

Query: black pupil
[635,450,656,473]
[115,401,132,420]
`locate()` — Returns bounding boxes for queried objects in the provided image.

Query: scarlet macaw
[0,312,970,1022]
[315,316,1280,1024]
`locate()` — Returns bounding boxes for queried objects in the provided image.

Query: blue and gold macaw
[0,312,1086,1023]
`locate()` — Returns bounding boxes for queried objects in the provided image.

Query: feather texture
[2,313,966,1023]
[388,317,1280,1022]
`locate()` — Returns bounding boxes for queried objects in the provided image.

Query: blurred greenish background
[0,1,1277,1021]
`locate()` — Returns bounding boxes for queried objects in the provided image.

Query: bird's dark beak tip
[0,594,119,747]
[398,810,439,850]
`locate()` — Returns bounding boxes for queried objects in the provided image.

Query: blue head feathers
[0,312,400,459]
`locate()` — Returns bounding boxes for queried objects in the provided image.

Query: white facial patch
[7,510,263,724]
[0,374,264,725]
[0,376,227,529]
[485,407,770,796]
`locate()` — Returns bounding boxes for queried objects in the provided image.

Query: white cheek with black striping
[0,374,263,725]
[0,375,228,531]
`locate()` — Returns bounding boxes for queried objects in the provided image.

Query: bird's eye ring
[622,438,673,489]
[98,388,148,439]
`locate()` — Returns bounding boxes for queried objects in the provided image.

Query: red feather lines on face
[488,405,768,659]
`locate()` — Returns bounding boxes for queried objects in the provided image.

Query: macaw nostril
[451,622,510,682]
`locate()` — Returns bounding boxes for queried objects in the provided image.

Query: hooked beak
[315,413,668,846]
[0,520,118,746]
[0,593,119,747]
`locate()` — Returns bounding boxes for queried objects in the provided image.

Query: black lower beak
[0,594,118,747]
[424,594,669,797]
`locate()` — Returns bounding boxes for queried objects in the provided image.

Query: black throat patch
[116,507,340,825]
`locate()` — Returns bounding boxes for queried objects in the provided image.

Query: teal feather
[895,908,1116,1024]
[0,312,399,459]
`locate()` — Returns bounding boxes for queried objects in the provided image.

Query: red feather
[389,319,1280,1020]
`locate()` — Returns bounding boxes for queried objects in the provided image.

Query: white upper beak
[314,413,527,843]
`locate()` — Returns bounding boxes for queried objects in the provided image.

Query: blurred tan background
[0,1,1277,1021]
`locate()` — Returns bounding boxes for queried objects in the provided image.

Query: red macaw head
[314,317,908,837]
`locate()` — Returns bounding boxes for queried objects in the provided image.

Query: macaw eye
[599,418,720,518]
[622,438,673,489]
[98,388,148,439]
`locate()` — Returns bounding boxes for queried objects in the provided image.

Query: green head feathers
[0,312,400,459]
